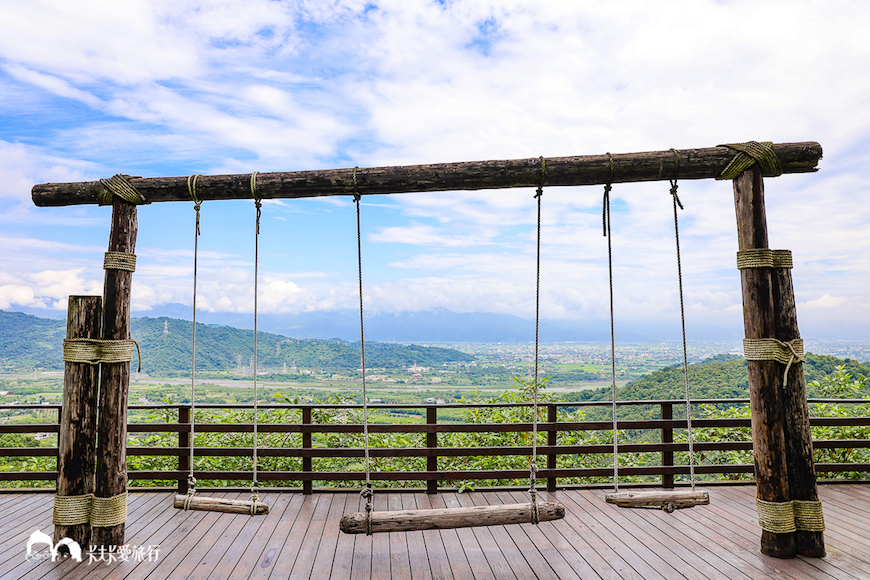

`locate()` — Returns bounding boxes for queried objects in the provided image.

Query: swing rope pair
[178,173,266,516]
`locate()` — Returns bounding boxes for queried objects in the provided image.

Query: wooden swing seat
[605,489,709,512]
[173,494,269,515]
[340,500,564,534]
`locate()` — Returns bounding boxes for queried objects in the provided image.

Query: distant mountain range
[0,310,474,374]
[29,304,741,343]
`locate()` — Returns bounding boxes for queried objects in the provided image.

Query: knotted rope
[743,338,805,388]
[63,338,141,372]
[602,152,620,492]
[736,249,793,270]
[103,251,137,272]
[251,171,262,509]
[186,173,203,503]
[353,166,374,535]
[717,141,782,180]
[97,174,148,205]
[529,156,546,525]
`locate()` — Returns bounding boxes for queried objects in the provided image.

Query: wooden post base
[340,501,565,534]
[173,494,269,515]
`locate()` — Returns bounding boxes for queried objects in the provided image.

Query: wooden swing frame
[41,141,824,557]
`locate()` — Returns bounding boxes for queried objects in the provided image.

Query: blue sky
[1,0,869,339]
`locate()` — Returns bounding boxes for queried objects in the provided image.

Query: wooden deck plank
[226,493,297,579]
[0,486,869,579]
[414,493,454,580]
[580,488,731,580]
[401,493,434,580]
[387,493,413,580]
[309,493,349,580]
[426,493,473,580]
[269,493,322,580]
[288,493,334,580]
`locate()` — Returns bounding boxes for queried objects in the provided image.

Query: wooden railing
[2,399,868,492]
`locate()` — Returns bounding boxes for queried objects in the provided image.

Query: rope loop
[63,338,142,372]
[737,249,793,270]
[534,156,546,198]
[718,141,782,180]
[91,491,128,527]
[97,174,147,205]
[669,148,684,210]
[188,174,203,235]
[602,153,613,237]
[103,251,137,272]
[352,166,361,202]
[252,171,262,233]
[743,338,805,388]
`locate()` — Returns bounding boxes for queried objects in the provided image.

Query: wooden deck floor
[2,484,869,579]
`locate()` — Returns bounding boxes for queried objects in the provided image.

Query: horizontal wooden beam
[32,142,821,207]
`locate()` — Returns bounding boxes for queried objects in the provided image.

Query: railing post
[661,402,674,489]
[302,407,312,495]
[178,405,190,493]
[427,406,438,494]
[547,404,557,492]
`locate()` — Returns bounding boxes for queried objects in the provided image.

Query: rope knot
[98,174,147,205]
[718,141,782,180]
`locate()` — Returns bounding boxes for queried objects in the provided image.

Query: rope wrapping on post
[794,500,826,531]
[736,249,793,270]
[53,493,94,526]
[103,251,137,272]
[743,337,805,389]
[91,492,128,527]
[63,338,141,372]
[97,174,148,205]
[756,498,797,534]
[717,141,783,180]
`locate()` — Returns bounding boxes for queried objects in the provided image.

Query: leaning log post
[55,296,102,549]
[732,166,795,558]
[93,197,138,549]
[772,268,826,557]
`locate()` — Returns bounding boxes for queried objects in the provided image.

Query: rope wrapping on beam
[97,174,148,205]
[53,493,94,526]
[63,338,142,372]
[718,141,783,180]
[90,492,128,527]
[103,251,137,272]
[794,500,826,531]
[756,498,797,534]
[736,249,793,270]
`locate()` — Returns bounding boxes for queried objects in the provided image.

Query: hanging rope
[352,167,374,535]
[669,149,697,491]
[184,173,202,505]
[529,156,547,524]
[251,171,261,513]
[602,153,619,492]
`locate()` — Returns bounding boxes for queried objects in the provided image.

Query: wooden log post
[773,268,826,557]
[93,197,138,549]
[733,166,795,558]
[55,296,102,549]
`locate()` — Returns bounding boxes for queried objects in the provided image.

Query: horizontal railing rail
[1,399,868,492]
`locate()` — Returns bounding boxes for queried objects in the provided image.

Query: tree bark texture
[55,296,102,549]
[733,166,795,559]
[339,501,565,534]
[92,198,137,549]
[772,268,825,557]
[32,142,822,206]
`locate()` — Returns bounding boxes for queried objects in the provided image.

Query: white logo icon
[26,530,83,562]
